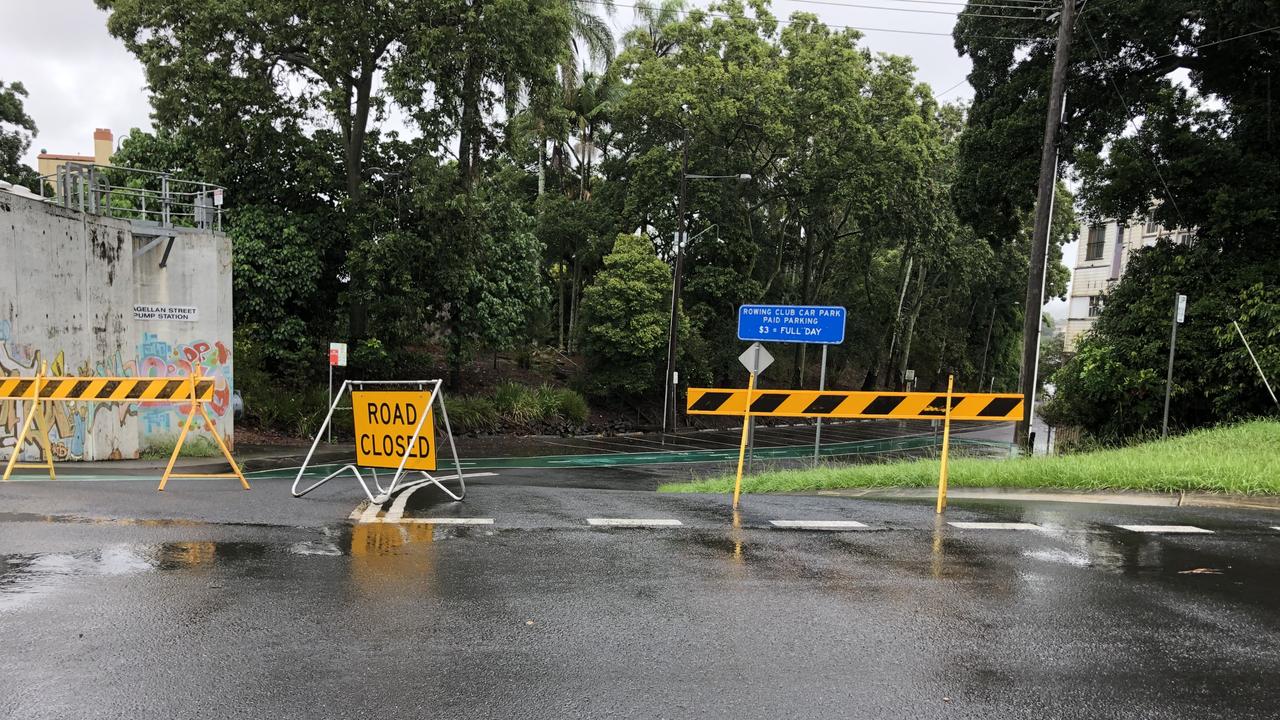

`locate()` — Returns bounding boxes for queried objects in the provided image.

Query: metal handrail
[38,162,224,232]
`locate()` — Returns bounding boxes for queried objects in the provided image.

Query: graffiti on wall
[0,329,232,462]
[0,347,98,461]
[134,333,233,434]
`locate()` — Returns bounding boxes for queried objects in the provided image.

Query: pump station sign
[351,391,437,471]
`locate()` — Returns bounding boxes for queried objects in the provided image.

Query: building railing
[39,162,224,232]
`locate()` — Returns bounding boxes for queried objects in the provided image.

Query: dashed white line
[948,522,1044,531]
[1116,524,1213,534]
[770,520,869,530]
[587,518,683,528]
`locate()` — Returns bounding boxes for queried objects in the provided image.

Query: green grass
[659,420,1280,496]
[139,434,221,460]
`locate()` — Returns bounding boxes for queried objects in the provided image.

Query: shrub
[551,387,588,424]
[452,382,589,433]
[447,396,501,434]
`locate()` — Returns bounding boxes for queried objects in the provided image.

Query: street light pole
[661,128,690,442]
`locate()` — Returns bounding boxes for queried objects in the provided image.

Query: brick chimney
[93,128,113,166]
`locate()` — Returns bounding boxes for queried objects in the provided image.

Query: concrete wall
[0,188,233,462]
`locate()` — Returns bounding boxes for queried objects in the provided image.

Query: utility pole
[661,128,690,440]
[1016,0,1075,450]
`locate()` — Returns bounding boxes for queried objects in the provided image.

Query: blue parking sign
[737,305,847,344]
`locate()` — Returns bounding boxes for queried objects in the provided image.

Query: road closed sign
[351,391,436,471]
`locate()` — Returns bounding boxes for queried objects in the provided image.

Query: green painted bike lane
[5,434,1009,482]
[244,434,1009,478]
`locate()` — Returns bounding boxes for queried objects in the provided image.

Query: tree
[101,0,570,342]
[958,1,1280,438]
[580,234,688,399]
[1044,242,1280,440]
[0,80,39,192]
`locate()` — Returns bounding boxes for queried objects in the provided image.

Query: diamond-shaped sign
[738,342,774,375]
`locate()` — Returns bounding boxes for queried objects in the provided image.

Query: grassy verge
[139,434,221,460]
[659,420,1280,496]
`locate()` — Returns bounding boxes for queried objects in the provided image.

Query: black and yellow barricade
[291,379,466,504]
[686,387,1023,421]
[0,364,248,491]
[688,381,1022,512]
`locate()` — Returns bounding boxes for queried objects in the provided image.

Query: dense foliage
[958,1,1280,439]
[11,0,1093,426]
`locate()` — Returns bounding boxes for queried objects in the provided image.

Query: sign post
[1161,294,1186,439]
[813,344,827,465]
[733,342,773,508]
[328,342,348,443]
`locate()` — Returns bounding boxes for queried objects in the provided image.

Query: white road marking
[364,472,499,523]
[587,518,683,528]
[1116,524,1213,534]
[948,522,1044,530]
[770,520,869,530]
[388,517,494,525]
[1272,526,1280,532]
[359,502,384,523]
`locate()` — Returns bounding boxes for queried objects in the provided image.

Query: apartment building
[1064,218,1191,352]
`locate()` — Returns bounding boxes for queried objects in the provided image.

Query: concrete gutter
[814,487,1280,511]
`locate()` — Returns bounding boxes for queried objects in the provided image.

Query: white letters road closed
[134,304,199,322]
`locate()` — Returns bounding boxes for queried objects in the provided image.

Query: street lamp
[660,133,752,442]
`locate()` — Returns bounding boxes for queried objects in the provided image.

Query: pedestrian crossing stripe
[0,376,215,402]
[686,388,1023,421]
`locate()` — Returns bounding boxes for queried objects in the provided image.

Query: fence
[39,162,225,232]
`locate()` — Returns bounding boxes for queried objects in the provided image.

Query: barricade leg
[198,403,249,489]
[3,364,53,481]
[935,374,955,514]
[158,404,199,491]
[2,396,43,481]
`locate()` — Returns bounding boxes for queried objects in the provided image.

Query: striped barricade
[686,388,1023,422]
[0,363,246,491]
[687,380,1022,512]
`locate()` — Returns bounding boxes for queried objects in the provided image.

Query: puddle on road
[0,522,490,608]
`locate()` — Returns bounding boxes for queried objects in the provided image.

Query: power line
[871,0,1049,6]
[1080,18,1187,230]
[935,77,970,98]
[595,0,1043,40]
[1150,24,1280,62]
[777,0,1047,20]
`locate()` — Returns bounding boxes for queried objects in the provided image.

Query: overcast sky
[2,1,983,166]
[0,0,1071,319]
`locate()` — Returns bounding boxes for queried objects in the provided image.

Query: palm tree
[566,70,623,201]
[628,0,685,58]
[539,0,617,196]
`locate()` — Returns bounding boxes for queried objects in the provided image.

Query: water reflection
[346,522,440,601]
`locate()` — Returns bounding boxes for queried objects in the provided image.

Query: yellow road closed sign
[352,391,437,471]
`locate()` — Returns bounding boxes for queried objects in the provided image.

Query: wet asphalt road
[2,467,1279,719]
